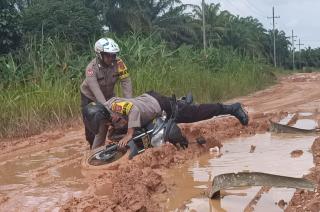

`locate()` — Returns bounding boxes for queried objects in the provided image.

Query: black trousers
[80,92,95,147]
[146,91,224,123]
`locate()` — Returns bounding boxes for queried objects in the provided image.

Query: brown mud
[162,133,315,211]
[1,72,320,211]
[285,137,320,212]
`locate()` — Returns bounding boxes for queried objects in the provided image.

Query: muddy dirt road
[1,72,320,211]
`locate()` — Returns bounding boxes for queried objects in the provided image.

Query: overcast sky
[181,0,320,49]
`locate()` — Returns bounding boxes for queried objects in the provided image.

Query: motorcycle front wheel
[86,144,127,166]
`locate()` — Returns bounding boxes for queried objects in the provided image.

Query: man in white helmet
[80,37,133,148]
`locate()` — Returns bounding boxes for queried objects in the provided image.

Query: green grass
[0,35,278,138]
[129,54,275,102]
[0,80,80,137]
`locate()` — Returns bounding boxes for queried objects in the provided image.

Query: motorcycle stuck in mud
[84,93,204,167]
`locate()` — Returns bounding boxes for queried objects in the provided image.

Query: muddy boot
[221,103,249,125]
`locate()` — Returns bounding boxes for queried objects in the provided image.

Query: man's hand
[118,128,134,148]
[118,135,131,148]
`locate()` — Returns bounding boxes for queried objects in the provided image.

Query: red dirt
[2,72,320,211]
[62,116,270,212]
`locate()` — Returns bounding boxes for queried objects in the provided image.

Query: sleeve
[85,66,107,105]
[127,105,141,128]
[117,58,133,98]
[120,77,133,98]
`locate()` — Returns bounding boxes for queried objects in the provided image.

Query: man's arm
[117,105,141,148]
[118,127,134,148]
[85,67,108,105]
[120,77,133,98]
[117,58,133,98]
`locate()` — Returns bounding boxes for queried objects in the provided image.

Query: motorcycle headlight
[151,128,165,147]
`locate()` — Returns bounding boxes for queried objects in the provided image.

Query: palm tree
[192,3,230,47]
[221,15,267,58]
[152,4,198,46]
[88,0,197,46]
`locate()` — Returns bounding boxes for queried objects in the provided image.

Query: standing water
[0,136,88,211]
[164,133,316,211]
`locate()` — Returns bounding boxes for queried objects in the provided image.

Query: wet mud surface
[163,133,315,211]
[1,72,320,211]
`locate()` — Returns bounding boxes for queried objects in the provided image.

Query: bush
[21,0,102,48]
[0,1,22,54]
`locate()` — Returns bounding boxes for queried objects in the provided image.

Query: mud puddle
[292,119,318,130]
[279,112,319,130]
[0,139,88,210]
[164,133,316,211]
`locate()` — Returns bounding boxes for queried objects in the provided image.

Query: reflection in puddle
[10,186,84,211]
[278,112,317,129]
[181,187,295,212]
[292,119,318,130]
[0,144,81,185]
[299,112,313,117]
[165,133,315,212]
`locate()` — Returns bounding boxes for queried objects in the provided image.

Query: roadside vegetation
[1,0,318,138]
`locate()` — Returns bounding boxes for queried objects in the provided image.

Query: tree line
[1,0,319,69]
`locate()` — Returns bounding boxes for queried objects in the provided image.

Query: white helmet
[94,38,120,60]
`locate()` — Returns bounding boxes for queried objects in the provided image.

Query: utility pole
[267,6,280,67]
[297,39,304,69]
[290,30,297,70]
[202,0,206,54]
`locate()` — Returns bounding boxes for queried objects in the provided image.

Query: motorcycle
[85,93,197,166]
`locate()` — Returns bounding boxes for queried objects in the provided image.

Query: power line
[267,6,280,67]
[245,0,269,16]
[242,0,268,19]
[242,1,264,18]
[223,0,245,16]
[303,40,320,46]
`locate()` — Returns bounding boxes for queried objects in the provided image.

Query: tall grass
[0,35,276,138]
[0,81,79,137]
[127,43,275,101]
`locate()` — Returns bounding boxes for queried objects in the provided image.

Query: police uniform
[105,94,162,128]
[90,93,162,149]
[91,91,249,149]
[80,57,133,147]
[81,58,132,102]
